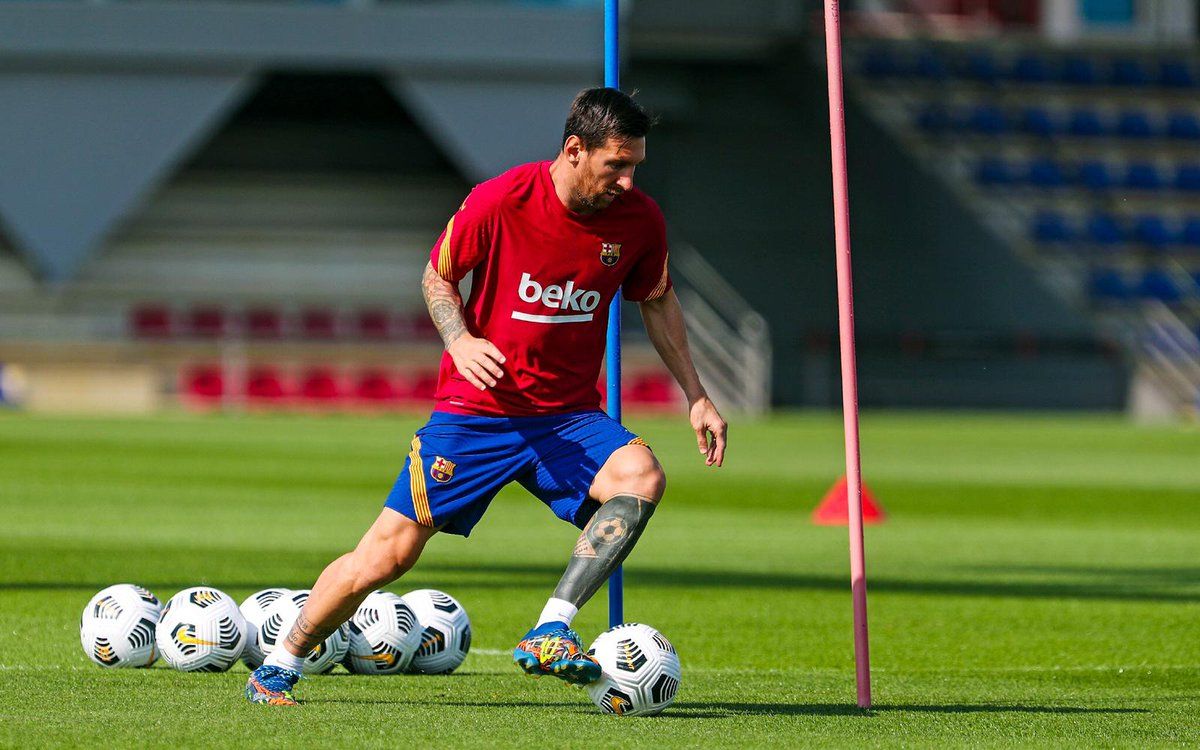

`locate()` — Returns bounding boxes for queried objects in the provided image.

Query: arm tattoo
[422,263,468,347]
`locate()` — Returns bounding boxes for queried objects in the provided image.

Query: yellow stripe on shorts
[627,437,650,449]
[408,437,434,526]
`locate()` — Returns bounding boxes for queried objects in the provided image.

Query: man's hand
[689,396,727,467]
[448,335,506,391]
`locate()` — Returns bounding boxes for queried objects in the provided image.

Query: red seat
[404,372,439,401]
[300,308,337,339]
[624,373,677,405]
[184,366,224,400]
[409,312,439,340]
[300,368,341,401]
[131,305,172,338]
[245,308,283,339]
[355,371,397,402]
[357,309,391,340]
[246,367,287,400]
[188,307,226,338]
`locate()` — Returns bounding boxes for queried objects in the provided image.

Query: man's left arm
[638,289,728,467]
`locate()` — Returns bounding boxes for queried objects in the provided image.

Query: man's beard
[571,186,619,214]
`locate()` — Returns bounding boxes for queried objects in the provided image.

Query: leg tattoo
[553,493,657,608]
[284,612,334,655]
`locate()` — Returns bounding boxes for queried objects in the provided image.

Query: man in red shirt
[247,88,727,706]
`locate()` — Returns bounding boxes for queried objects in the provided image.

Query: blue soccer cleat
[513,621,601,685]
[245,665,301,706]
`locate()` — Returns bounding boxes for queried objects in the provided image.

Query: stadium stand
[851,40,1200,414]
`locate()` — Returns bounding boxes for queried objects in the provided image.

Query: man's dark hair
[562,88,652,151]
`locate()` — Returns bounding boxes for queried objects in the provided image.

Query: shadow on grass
[959,564,1200,585]
[301,698,1145,718]
[657,703,1147,718]
[4,562,1197,603]
[5,556,1200,603]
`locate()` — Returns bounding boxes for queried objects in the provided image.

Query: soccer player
[246,88,726,706]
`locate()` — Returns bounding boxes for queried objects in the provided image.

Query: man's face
[568,136,646,213]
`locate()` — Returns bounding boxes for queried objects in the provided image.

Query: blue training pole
[604,0,623,630]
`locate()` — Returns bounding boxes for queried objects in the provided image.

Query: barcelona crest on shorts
[430,456,456,483]
[600,242,621,267]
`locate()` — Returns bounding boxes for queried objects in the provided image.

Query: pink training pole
[822,0,871,709]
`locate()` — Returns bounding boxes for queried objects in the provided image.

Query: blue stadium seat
[1179,217,1200,247]
[1078,160,1114,191]
[1068,108,1106,137]
[1011,54,1050,83]
[1116,110,1154,139]
[976,158,1013,186]
[965,51,1000,85]
[1027,158,1067,187]
[1086,212,1124,245]
[1159,60,1196,88]
[1125,162,1164,190]
[1110,58,1150,87]
[968,104,1008,135]
[1032,211,1073,244]
[1175,164,1200,193]
[1089,268,1131,301]
[1133,215,1172,249]
[1166,111,1200,140]
[915,103,952,133]
[1019,107,1056,137]
[914,49,949,81]
[1060,56,1098,86]
[863,49,902,79]
[1138,269,1182,302]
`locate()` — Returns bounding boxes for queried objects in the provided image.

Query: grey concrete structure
[0,1,600,281]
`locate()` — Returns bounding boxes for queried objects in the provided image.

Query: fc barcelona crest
[430,456,456,483]
[600,242,622,267]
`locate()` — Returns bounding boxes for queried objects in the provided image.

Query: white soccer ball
[239,588,291,670]
[257,589,349,674]
[79,584,162,668]
[586,623,682,716]
[400,589,471,674]
[156,587,248,672]
[343,590,423,675]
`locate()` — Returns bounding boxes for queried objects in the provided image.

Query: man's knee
[348,543,418,593]
[348,512,429,592]
[603,446,666,501]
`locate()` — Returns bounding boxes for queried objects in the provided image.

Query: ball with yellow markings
[156,587,247,672]
[80,584,163,669]
[586,623,681,716]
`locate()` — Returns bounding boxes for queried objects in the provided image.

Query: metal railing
[670,241,772,415]
[1140,301,1200,415]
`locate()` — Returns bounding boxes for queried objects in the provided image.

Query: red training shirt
[428,161,671,416]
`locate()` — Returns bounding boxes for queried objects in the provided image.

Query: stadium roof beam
[0,2,598,75]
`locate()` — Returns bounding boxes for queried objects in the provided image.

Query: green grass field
[1,411,1198,748]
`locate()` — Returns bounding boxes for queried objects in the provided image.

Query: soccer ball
[257,589,349,674]
[586,623,682,716]
[400,589,471,674]
[343,590,423,674]
[239,588,291,670]
[156,587,248,672]
[79,584,162,668]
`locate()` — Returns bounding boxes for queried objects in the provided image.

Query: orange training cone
[812,476,886,525]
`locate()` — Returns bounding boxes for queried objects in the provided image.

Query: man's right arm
[421,262,506,391]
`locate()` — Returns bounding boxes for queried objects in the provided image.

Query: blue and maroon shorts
[384,409,647,537]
